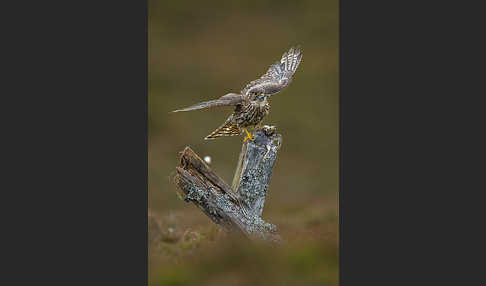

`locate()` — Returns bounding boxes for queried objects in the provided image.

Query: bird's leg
[243,128,255,142]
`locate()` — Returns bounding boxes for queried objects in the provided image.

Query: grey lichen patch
[236,131,280,216]
[183,183,205,203]
[239,169,269,212]
[241,213,281,242]
[245,214,277,233]
[215,192,239,214]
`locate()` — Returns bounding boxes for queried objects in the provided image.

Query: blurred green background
[149,0,338,285]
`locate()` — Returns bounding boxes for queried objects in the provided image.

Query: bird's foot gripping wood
[243,128,255,142]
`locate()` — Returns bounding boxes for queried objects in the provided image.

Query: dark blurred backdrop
[149,0,338,285]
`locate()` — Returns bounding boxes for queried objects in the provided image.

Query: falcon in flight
[172,46,303,141]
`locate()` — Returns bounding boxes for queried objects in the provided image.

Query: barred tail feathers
[204,118,241,140]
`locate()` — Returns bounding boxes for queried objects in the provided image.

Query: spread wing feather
[172,93,243,113]
[241,46,302,96]
[271,45,302,81]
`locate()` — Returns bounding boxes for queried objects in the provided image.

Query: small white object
[204,156,211,164]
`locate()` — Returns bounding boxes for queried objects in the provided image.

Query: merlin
[172,46,303,142]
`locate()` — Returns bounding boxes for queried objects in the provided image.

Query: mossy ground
[149,196,338,286]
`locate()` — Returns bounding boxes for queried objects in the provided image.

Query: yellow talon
[243,128,255,142]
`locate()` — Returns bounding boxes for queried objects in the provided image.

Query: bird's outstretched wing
[241,46,303,96]
[172,93,244,113]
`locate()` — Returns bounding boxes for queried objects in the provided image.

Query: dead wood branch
[174,126,282,242]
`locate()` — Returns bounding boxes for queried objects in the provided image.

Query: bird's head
[250,92,265,101]
[251,93,268,106]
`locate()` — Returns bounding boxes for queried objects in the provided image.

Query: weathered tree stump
[174,125,282,242]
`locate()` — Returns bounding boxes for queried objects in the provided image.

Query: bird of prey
[172,46,303,142]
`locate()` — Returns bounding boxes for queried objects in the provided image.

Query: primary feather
[172,93,243,112]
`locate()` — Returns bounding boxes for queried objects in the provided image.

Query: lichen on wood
[233,126,281,217]
[174,125,282,242]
